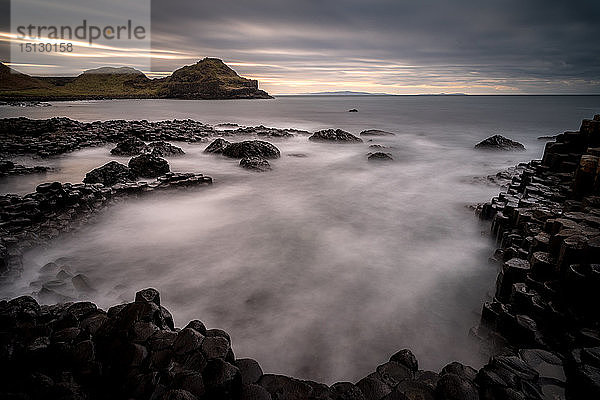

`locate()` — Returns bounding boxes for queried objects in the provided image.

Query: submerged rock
[204,138,231,154]
[128,154,170,178]
[368,152,394,161]
[474,135,525,151]
[222,140,280,159]
[308,129,363,143]
[110,137,148,156]
[361,129,395,136]
[239,157,271,172]
[149,141,185,157]
[83,161,136,186]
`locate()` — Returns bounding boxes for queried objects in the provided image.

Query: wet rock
[110,137,148,156]
[376,361,413,387]
[390,349,419,372]
[241,384,272,400]
[259,374,313,400]
[184,320,207,335]
[173,371,205,398]
[235,358,263,385]
[331,382,367,400]
[361,130,395,136]
[222,140,281,159]
[435,374,478,400]
[348,109,358,112]
[201,335,230,359]
[128,154,170,178]
[518,349,565,384]
[173,328,204,355]
[240,157,271,172]
[71,274,94,293]
[356,373,392,400]
[159,389,198,400]
[149,141,185,157]
[83,161,136,186]
[204,138,231,154]
[368,152,393,162]
[474,135,525,151]
[309,129,363,143]
[135,288,161,306]
[202,358,242,399]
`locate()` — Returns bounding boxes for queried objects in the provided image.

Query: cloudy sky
[2,0,600,94]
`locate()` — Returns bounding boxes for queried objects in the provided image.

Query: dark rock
[376,362,413,387]
[135,288,161,306]
[222,140,281,159]
[173,328,204,355]
[356,373,392,400]
[110,137,148,156]
[83,161,136,186]
[201,335,230,359]
[149,141,185,157]
[368,152,393,162]
[184,320,207,335]
[128,154,170,178]
[173,371,205,398]
[259,374,313,400]
[361,130,395,136]
[235,358,263,385]
[241,384,272,400]
[348,109,358,112]
[205,138,231,154]
[434,374,478,400]
[518,349,565,384]
[474,135,525,151]
[390,349,419,372]
[309,129,363,143]
[240,157,271,172]
[202,358,242,399]
[159,389,198,400]
[331,382,367,400]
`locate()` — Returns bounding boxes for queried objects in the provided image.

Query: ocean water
[1,95,599,383]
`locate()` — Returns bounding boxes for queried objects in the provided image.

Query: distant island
[0,58,272,100]
[305,91,392,96]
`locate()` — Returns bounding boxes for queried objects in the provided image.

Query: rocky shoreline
[1,115,599,399]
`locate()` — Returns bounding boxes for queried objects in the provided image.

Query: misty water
[1,95,600,383]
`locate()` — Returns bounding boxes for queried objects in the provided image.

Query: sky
[1,0,600,94]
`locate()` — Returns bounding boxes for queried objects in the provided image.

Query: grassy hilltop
[0,58,272,100]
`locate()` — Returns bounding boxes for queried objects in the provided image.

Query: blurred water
[1,95,599,383]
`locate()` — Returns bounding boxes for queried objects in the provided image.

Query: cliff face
[0,58,272,100]
[160,58,270,99]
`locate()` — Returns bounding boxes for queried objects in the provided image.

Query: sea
[1,95,599,383]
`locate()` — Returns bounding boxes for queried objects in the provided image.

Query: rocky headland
[0,58,271,101]
[1,115,600,399]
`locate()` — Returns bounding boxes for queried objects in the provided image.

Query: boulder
[204,138,231,154]
[348,109,358,112]
[361,129,395,136]
[110,137,148,156]
[474,135,525,151]
[222,140,280,159]
[309,129,363,143]
[149,141,185,157]
[83,161,136,186]
[235,358,263,385]
[240,157,271,172]
[368,152,393,161]
[128,154,170,178]
[390,349,419,371]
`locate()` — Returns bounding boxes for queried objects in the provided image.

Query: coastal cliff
[0,58,272,100]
